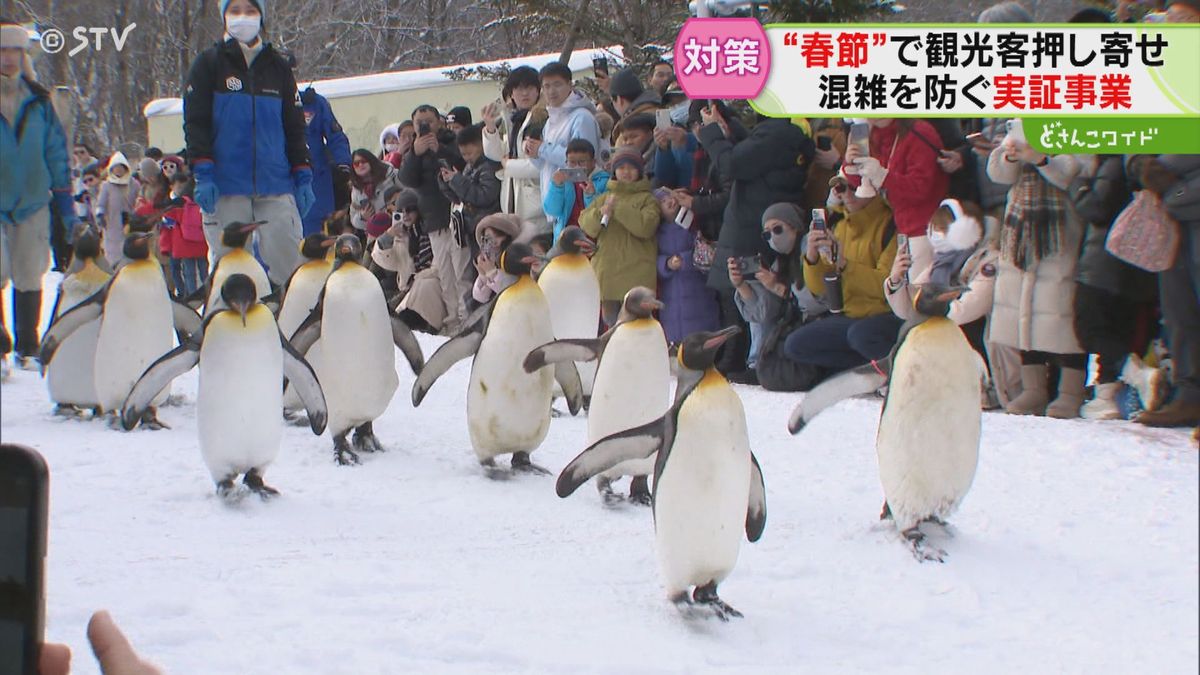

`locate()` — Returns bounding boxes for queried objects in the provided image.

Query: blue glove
[293,167,315,217]
[192,161,219,214]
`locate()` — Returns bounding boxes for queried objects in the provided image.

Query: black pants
[714,288,749,374]
[1073,283,1140,383]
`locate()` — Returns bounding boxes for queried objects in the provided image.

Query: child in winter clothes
[543,138,609,242]
[440,124,502,260]
[94,152,140,267]
[654,188,719,345]
[161,173,209,298]
[579,146,661,327]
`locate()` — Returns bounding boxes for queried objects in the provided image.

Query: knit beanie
[761,202,806,230]
[394,189,419,212]
[609,67,643,100]
[220,0,266,22]
[446,106,472,127]
[366,212,391,238]
[610,146,645,175]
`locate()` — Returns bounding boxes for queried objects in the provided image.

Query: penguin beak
[241,220,267,234]
[320,238,336,249]
[577,239,596,255]
[233,301,251,326]
[521,255,545,266]
[702,325,741,351]
[640,299,663,312]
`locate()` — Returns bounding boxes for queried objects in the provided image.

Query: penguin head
[300,233,336,260]
[122,232,154,260]
[912,283,968,318]
[73,225,102,262]
[220,273,258,326]
[333,233,363,263]
[621,286,662,320]
[558,227,596,256]
[499,242,543,277]
[221,221,265,249]
[677,326,741,372]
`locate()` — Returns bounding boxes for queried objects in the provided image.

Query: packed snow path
[1,276,1196,673]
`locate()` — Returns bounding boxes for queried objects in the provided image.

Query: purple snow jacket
[656,218,720,344]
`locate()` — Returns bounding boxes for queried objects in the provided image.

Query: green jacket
[579,178,660,301]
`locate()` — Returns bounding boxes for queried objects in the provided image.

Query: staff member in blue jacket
[183,0,314,288]
[299,83,351,236]
[0,18,78,371]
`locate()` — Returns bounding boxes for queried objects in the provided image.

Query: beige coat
[483,106,549,240]
[985,148,1084,355]
[886,247,999,325]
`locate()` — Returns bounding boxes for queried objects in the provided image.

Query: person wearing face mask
[182,0,314,291]
[470,213,523,305]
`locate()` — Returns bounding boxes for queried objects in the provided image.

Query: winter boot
[1005,364,1049,416]
[1080,382,1122,421]
[1047,368,1087,419]
[1136,398,1200,428]
[13,290,42,369]
[1121,353,1167,412]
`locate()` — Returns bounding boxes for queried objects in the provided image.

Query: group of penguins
[37,222,988,620]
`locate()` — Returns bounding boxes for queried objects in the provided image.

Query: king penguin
[413,243,583,477]
[40,232,202,428]
[121,274,327,498]
[289,234,425,465]
[555,327,766,620]
[44,227,111,416]
[184,221,273,316]
[278,234,335,417]
[524,286,670,504]
[537,226,601,402]
[787,285,987,562]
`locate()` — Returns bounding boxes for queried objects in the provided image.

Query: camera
[736,254,761,275]
[0,444,50,675]
[418,121,432,136]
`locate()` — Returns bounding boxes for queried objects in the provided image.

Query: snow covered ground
[1,275,1197,674]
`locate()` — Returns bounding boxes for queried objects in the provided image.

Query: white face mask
[384,143,400,153]
[928,229,953,254]
[227,15,261,45]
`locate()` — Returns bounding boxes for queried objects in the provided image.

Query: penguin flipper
[389,315,425,375]
[746,452,767,543]
[554,360,584,416]
[181,278,209,312]
[411,331,483,407]
[522,338,603,373]
[457,298,496,337]
[279,332,328,435]
[39,286,107,367]
[556,419,666,498]
[787,362,888,435]
[171,300,203,343]
[120,343,200,430]
[289,301,325,357]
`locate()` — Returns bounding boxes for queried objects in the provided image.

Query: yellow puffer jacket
[804,197,897,319]
[579,178,660,301]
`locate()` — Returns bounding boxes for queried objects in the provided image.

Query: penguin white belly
[198,307,283,479]
[876,318,982,532]
[539,255,600,395]
[93,262,175,413]
[47,276,108,407]
[278,266,329,410]
[467,279,554,460]
[316,265,398,436]
[591,319,670,479]
[654,376,751,594]
[206,250,271,315]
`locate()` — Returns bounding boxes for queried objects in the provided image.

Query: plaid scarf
[1001,164,1067,270]
[689,145,710,193]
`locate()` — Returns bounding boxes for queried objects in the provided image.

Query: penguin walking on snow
[121,274,327,498]
[556,327,766,620]
[289,234,425,465]
[413,243,584,477]
[183,221,274,316]
[537,227,601,402]
[278,234,335,418]
[524,286,670,505]
[44,227,111,417]
[40,233,203,428]
[787,285,987,562]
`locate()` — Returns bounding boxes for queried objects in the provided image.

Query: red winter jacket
[161,197,209,259]
[870,120,949,236]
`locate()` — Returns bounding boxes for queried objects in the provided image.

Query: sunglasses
[761,224,788,240]
[352,159,370,166]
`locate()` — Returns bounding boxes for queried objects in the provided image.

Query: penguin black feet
[352,422,384,454]
[597,477,624,506]
[124,407,168,431]
[243,469,279,499]
[902,526,946,563]
[880,501,892,521]
[628,476,652,507]
[693,582,743,621]
[510,452,551,475]
[283,410,309,427]
[333,433,361,466]
[53,403,82,419]
[215,476,237,500]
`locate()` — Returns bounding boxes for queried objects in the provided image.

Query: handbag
[692,234,716,273]
[1106,190,1180,273]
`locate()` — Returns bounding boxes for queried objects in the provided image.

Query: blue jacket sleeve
[321,98,351,167]
[43,102,72,193]
[543,179,570,227]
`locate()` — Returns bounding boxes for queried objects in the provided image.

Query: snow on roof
[144,45,624,119]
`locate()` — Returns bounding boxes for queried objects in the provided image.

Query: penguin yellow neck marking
[624,317,657,330]
[697,366,727,390]
[507,274,535,293]
[911,315,956,337]
[75,260,111,285]
[213,303,272,330]
[224,248,253,262]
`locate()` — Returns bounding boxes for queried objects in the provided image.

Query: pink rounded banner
[673,18,771,100]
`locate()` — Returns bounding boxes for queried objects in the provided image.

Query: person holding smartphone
[544,138,609,242]
[481,66,549,240]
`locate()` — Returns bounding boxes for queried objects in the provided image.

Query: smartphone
[847,122,870,159]
[560,167,589,183]
[592,56,609,78]
[675,205,694,230]
[418,121,432,137]
[0,444,50,675]
[736,254,761,275]
[656,108,673,130]
[817,136,833,152]
[438,159,452,171]
[896,233,909,254]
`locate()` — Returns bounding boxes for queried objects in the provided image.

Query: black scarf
[508,108,530,158]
